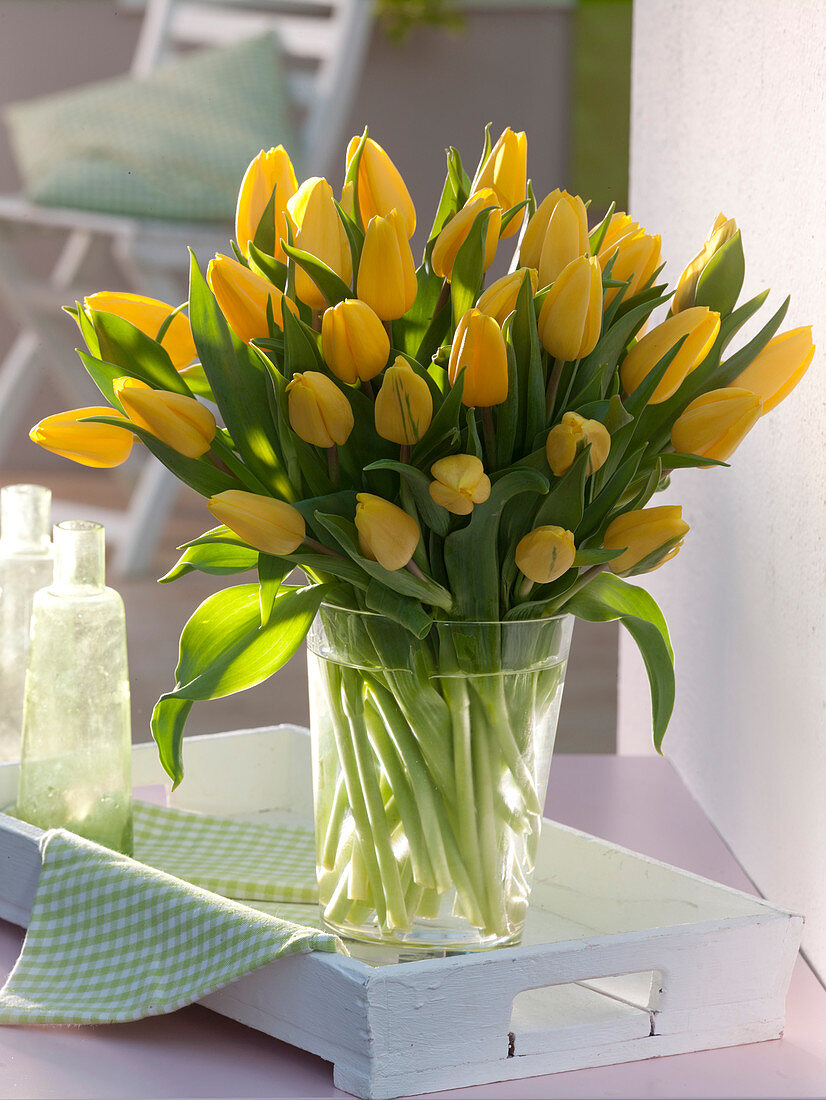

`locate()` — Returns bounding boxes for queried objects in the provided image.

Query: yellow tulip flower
[515,525,576,584]
[235,145,298,261]
[356,209,418,320]
[286,177,353,310]
[355,493,420,571]
[476,268,538,326]
[546,411,611,477]
[429,455,491,515]
[671,388,762,461]
[207,490,305,556]
[286,371,354,448]
[672,213,738,314]
[620,306,721,404]
[29,407,134,468]
[374,357,433,444]
[472,127,527,238]
[431,189,502,281]
[113,377,216,459]
[729,327,815,414]
[537,255,603,361]
[84,291,196,371]
[537,192,590,288]
[345,135,416,238]
[603,505,690,575]
[321,298,390,384]
[448,307,509,407]
[207,254,298,344]
[599,228,661,308]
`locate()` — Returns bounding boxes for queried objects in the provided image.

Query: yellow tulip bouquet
[32,127,813,947]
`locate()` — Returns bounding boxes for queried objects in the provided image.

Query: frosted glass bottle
[0,485,54,762]
[17,521,133,854]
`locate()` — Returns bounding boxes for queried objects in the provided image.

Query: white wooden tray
[0,726,803,1100]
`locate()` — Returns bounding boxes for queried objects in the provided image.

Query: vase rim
[318,601,570,626]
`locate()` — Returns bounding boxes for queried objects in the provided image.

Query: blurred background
[0,0,631,752]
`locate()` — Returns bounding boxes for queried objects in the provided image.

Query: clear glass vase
[16,521,133,854]
[307,606,574,952]
[0,485,54,762]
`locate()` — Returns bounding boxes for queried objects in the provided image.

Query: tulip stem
[434,279,451,316]
[384,319,394,346]
[517,576,534,600]
[303,536,343,559]
[327,445,340,487]
[312,310,322,332]
[361,379,375,401]
[545,358,564,422]
[406,560,427,581]
[551,564,606,611]
[481,406,496,470]
[399,443,411,465]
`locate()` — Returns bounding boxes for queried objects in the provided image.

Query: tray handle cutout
[508,969,661,1058]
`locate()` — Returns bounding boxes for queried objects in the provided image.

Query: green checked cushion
[3,34,297,222]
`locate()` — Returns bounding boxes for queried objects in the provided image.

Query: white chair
[0,0,372,575]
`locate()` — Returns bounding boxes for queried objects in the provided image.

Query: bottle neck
[0,484,51,555]
[52,521,105,593]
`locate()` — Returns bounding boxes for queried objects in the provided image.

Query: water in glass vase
[307,606,573,952]
[0,484,53,761]
[16,521,133,854]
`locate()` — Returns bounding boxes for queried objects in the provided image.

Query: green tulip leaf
[588,201,616,255]
[364,580,433,639]
[511,271,545,451]
[343,126,368,228]
[88,310,190,395]
[189,250,295,499]
[694,231,745,318]
[496,330,520,469]
[258,554,291,627]
[81,415,237,498]
[77,352,126,409]
[248,243,288,291]
[534,447,590,531]
[660,452,729,469]
[251,184,280,259]
[365,459,450,537]
[563,572,674,752]
[281,241,352,307]
[451,205,495,329]
[151,581,328,786]
[159,539,260,583]
[412,367,466,466]
[314,512,453,610]
[573,547,626,567]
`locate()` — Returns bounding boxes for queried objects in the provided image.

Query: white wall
[622,0,826,981]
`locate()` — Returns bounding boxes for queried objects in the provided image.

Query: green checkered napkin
[0,804,340,1025]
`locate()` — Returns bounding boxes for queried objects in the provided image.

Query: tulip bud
[598,228,661,308]
[729,327,815,414]
[286,371,354,448]
[448,307,509,407]
[620,306,720,404]
[321,298,389,384]
[286,177,353,310]
[537,192,590,288]
[429,454,491,515]
[355,493,420,571]
[596,212,640,257]
[29,407,134,468]
[671,387,762,461]
[546,411,611,477]
[207,254,298,344]
[519,189,562,270]
[84,292,196,371]
[235,145,298,261]
[672,213,740,314]
[537,255,603,361]
[374,357,433,444]
[476,268,538,326]
[207,490,305,556]
[346,135,416,238]
[472,127,527,238]
[431,189,502,281]
[603,505,690,576]
[113,377,216,459]
[356,209,418,320]
[515,525,576,584]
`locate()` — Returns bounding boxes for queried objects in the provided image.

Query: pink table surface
[2,754,825,1100]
